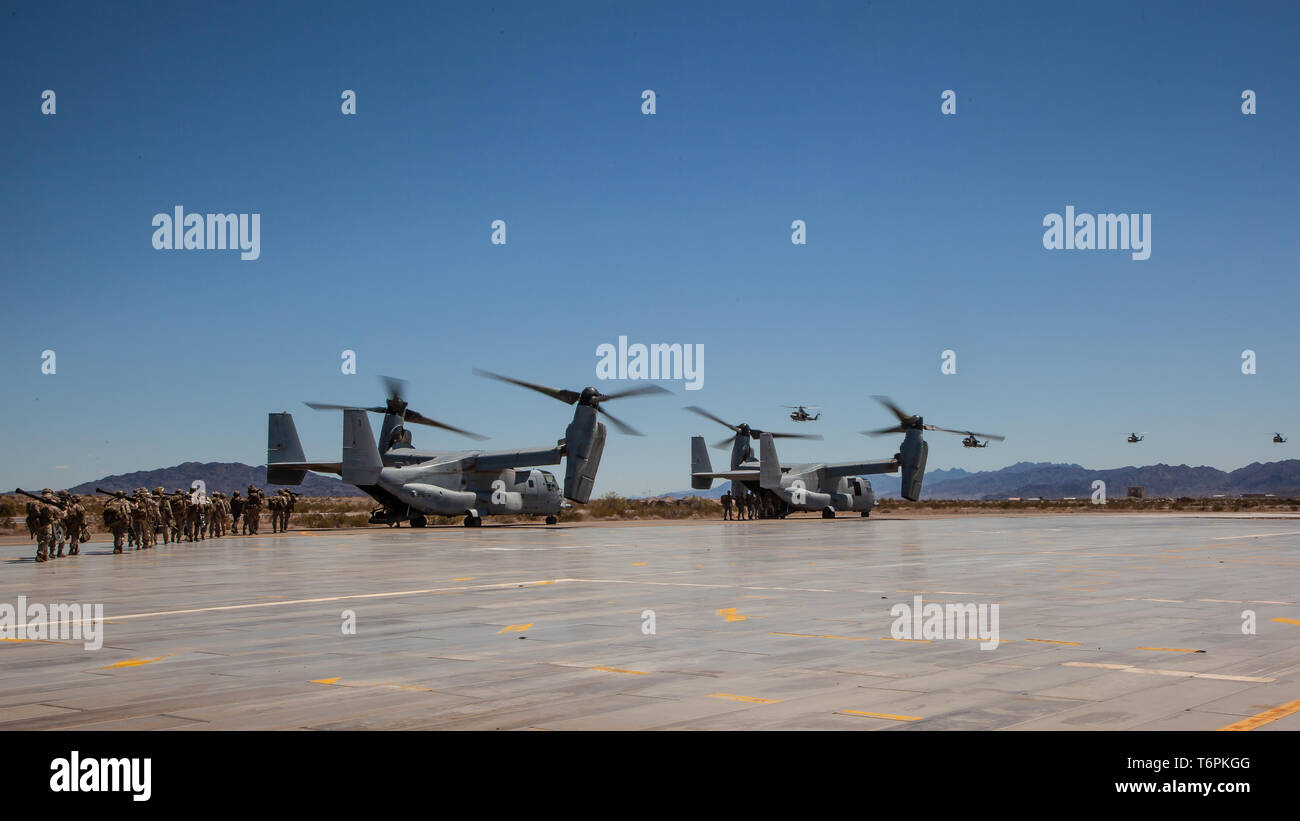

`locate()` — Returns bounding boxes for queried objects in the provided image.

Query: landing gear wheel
[463,515,482,527]
[545,515,557,525]
[822,508,835,519]
[861,510,871,517]
[410,516,427,528]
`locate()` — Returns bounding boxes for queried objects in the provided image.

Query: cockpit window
[543,473,558,490]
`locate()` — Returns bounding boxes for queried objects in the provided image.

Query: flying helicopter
[266,372,667,527]
[1127,432,1145,443]
[785,405,821,422]
[959,431,1004,448]
[1274,433,1287,443]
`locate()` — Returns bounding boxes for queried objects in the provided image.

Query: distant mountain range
[69,462,352,496]
[660,460,1300,500]
[61,459,1300,501]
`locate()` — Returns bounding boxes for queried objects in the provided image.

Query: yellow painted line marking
[310,677,435,692]
[879,636,930,643]
[1251,600,1294,605]
[772,632,871,642]
[717,607,748,622]
[534,580,556,585]
[454,577,474,581]
[591,666,649,675]
[707,693,780,704]
[1271,617,1300,626]
[1136,646,1205,653]
[841,709,922,721]
[389,683,437,692]
[632,562,647,566]
[498,623,533,633]
[2,638,40,643]
[1219,699,1300,731]
[1026,638,1081,645]
[1063,662,1273,683]
[101,655,170,669]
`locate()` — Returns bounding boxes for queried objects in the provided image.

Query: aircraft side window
[528,479,534,488]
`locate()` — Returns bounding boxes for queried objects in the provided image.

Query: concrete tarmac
[2,514,1298,730]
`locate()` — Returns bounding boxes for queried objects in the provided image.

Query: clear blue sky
[2,1,1298,496]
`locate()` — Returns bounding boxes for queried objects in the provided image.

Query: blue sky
[2,1,1298,496]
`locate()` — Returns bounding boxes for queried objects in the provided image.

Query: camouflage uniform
[103,491,133,554]
[170,490,188,543]
[25,490,59,563]
[283,490,296,530]
[42,489,69,558]
[244,485,263,535]
[229,491,244,535]
[59,490,87,556]
[130,489,156,549]
[268,492,285,533]
[153,487,173,544]
[208,492,227,538]
[187,490,205,542]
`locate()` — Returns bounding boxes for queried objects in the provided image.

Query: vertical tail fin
[690,436,713,489]
[759,433,782,490]
[342,409,383,485]
[267,413,307,485]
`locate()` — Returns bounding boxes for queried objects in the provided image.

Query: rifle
[15,488,68,510]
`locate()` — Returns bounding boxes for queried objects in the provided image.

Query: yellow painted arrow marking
[101,655,170,669]
[592,666,648,675]
[708,693,779,704]
[841,709,922,721]
[498,623,533,633]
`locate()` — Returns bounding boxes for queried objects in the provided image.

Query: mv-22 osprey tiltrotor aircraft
[265,373,667,527]
[688,397,1003,517]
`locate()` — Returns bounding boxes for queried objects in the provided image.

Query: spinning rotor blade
[305,401,385,413]
[596,383,671,402]
[472,369,582,405]
[305,374,486,440]
[477,368,666,434]
[684,406,740,432]
[872,396,915,426]
[380,375,407,404]
[597,406,643,436]
[926,425,1005,442]
[401,409,488,440]
[770,431,823,441]
[861,425,907,436]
